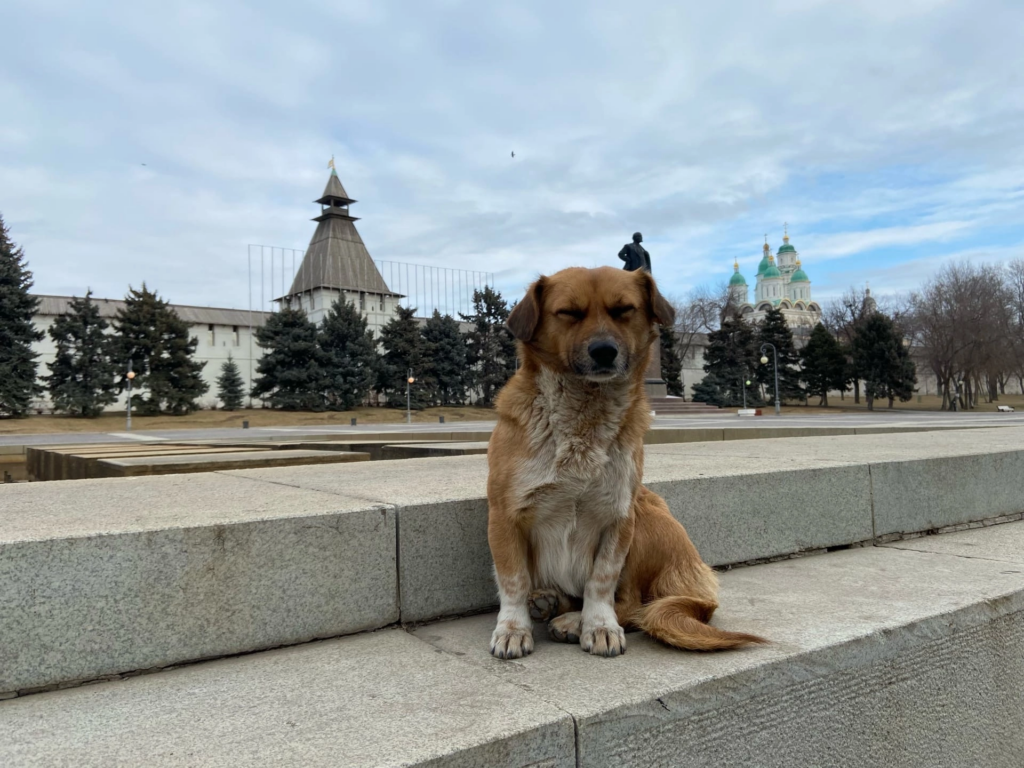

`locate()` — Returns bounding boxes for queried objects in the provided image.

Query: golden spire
[734,259,739,271]
[327,155,336,171]
[768,253,775,264]
[783,222,789,242]
[796,258,802,267]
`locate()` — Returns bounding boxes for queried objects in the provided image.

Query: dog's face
[507,266,675,381]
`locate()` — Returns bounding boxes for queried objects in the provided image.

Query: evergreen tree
[755,307,803,403]
[216,355,246,411]
[799,323,848,407]
[45,291,117,416]
[851,312,916,411]
[0,214,43,418]
[460,286,516,406]
[319,298,377,411]
[152,311,209,414]
[113,284,207,415]
[421,310,469,406]
[660,325,684,397]
[695,314,762,407]
[251,306,325,410]
[690,370,733,408]
[378,305,427,409]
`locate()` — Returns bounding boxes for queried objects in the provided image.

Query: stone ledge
[0,474,397,694]
[3,428,1024,696]
[412,522,1024,768]
[0,629,575,768]
[3,523,1022,767]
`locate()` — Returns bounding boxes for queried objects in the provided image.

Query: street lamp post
[730,331,750,410]
[126,361,136,431]
[406,369,415,424]
[760,343,781,416]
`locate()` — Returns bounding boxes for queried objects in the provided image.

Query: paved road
[3,409,1023,448]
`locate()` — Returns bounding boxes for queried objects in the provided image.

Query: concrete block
[95,449,370,477]
[0,473,397,694]
[227,457,495,623]
[415,526,1024,768]
[0,629,575,768]
[380,442,489,459]
[643,446,873,565]
[65,447,263,480]
[871,450,1024,536]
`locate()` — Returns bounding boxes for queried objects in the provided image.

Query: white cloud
[1,0,1023,309]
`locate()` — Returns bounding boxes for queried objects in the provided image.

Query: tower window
[232,326,240,346]
[208,324,215,345]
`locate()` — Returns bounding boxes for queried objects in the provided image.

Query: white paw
[548,611,583,643]
[581,621,626,657]
[490,623,534,660]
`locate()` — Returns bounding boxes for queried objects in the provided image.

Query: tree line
[671,292,917,411]
[249,286,517,412]
[0,213,519,417]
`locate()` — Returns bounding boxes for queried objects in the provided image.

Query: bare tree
[670,282,731,399]
[822,287,871,403]
[910,262,1015,410]
[1006,259,1024,393]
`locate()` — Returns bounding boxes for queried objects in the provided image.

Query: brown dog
[486,266,765,659]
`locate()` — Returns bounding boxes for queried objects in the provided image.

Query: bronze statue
[618,232,652,273]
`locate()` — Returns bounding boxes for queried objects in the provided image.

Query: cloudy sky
[3,0,1023,313]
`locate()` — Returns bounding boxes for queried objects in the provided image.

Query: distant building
[30,296,268,412]
[275,167,403,334]
[728,227,822,333]
[25,168,441,412]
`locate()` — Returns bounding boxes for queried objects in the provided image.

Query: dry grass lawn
[0,406,498,435]
[4,394,1022,436]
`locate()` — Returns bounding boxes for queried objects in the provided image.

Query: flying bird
[511,151,515,158]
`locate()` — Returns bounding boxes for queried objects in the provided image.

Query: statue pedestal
[644,335,667,399]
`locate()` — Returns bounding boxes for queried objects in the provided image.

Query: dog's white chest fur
[515,371,637,597]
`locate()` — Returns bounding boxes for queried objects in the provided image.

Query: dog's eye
[609,305,636,319]
[556,308,585,321]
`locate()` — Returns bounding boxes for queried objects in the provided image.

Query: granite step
[3,522,1022,767]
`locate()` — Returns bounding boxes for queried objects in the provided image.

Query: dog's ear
[637,270,675,327]
[507,277,546,342]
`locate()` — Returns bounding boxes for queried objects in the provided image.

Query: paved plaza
[3,408,1023,448]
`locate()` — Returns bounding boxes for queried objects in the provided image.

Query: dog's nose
[588,340,619,368]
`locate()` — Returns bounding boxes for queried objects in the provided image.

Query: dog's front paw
[490,623,534,660]
[548,611,582,643]
[581,622,626,657]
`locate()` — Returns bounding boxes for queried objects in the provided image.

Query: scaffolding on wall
[245,244,494,321]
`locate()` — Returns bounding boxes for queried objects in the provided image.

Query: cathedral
[728,227,822,331]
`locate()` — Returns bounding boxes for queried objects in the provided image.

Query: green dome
[777,243,796,254]
[763,264,782,279]
[756,255,771,276]
[790,268,810,283]
[729,271,747,286]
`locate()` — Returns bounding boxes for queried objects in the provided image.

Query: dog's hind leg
[548,611,583,644]
[529,588,580,621]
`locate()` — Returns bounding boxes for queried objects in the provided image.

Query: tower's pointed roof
[280,168,397,299]
[756,239,771,276]
[316,168,356,206]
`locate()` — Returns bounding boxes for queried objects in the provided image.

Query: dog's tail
[637,596,767,651]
